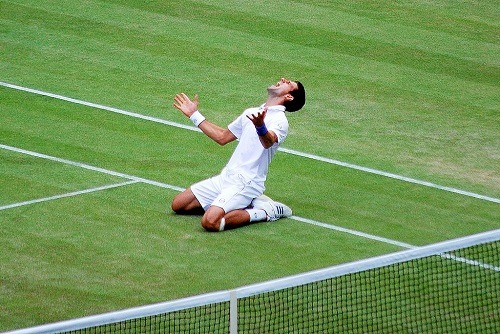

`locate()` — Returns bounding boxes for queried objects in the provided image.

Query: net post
[229,290,238,334]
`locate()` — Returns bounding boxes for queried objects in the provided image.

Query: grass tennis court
[1,0,499,331]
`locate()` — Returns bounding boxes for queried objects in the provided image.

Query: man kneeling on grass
[171,78,306,231]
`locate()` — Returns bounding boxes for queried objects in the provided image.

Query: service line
[0,180,139,211]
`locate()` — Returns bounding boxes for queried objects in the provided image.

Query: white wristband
[189,110,206,127]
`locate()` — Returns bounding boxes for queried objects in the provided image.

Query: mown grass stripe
[2,1,497,110]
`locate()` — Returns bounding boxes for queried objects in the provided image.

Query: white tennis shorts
[191,169,264,213]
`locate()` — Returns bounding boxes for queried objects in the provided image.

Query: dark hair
[283,81,305,112]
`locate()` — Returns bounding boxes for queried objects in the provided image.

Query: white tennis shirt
[223,104,289,188]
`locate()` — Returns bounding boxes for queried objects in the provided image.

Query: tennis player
[171,78,306,231]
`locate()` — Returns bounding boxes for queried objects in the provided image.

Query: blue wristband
[256,124,268,136]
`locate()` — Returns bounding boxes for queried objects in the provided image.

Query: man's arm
[246,109,278,149]
[173,93,236,146]
[198,120,237,146]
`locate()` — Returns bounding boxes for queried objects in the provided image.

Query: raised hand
[246,107,267,127]
[173,93,199,117]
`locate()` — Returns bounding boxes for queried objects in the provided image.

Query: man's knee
[171,195,182,213]
[201,215,222,232]
[171,189,203,214]
[201,207,225,232]
[170,194,190,213]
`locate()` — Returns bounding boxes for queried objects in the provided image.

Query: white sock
[246,209,268,222]
[219,218,226,231]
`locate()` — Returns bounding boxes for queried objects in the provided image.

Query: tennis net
[6,229,499,334]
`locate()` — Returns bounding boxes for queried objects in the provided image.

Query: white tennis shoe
[251,195,292,222]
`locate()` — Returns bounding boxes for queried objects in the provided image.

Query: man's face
[268,78,299,96]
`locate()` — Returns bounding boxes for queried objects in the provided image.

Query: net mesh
[65,302,230,333]
[238,241,499,333]
[49,239,500,333]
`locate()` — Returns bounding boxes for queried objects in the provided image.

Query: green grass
[0,0,499,331]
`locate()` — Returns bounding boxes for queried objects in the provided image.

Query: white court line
[2,144,498,272]
[1,81,498,204]
[0,180,139,211]
[294,216,500,272]
[0,81,198,132]
[291,216,416,249]
[0,144,185,192]
[279,148,500,204]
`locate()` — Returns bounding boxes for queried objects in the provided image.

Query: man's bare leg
[173,192,291,232]
[171,190,257,231]
[171,188,204,215]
